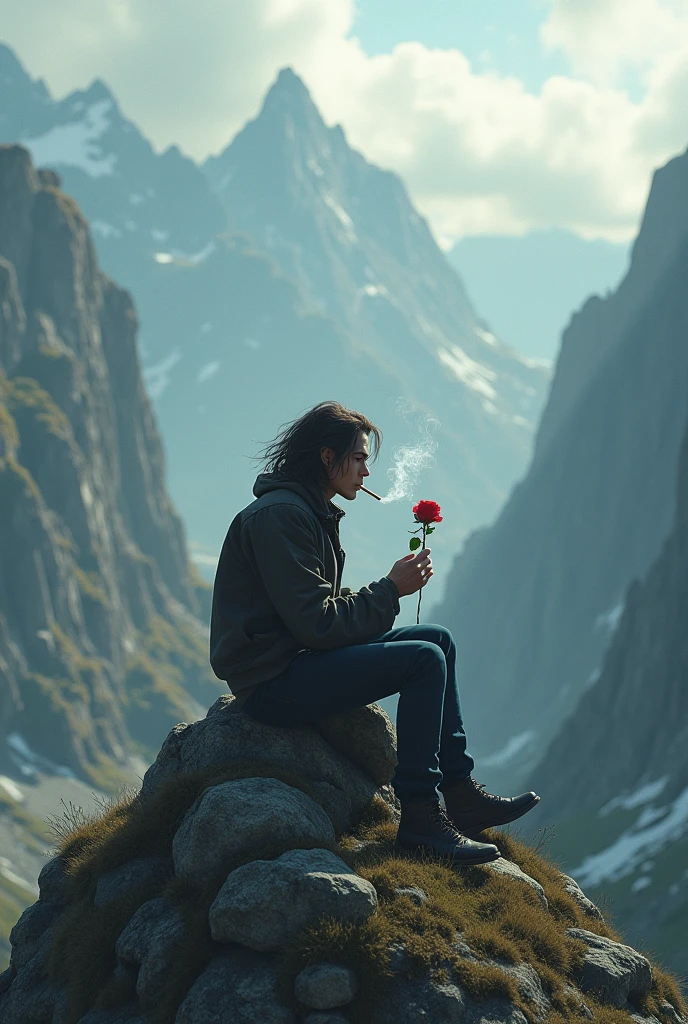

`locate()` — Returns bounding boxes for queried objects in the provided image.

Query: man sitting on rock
[210,400,540,863]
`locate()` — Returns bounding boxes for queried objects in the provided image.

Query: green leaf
[409,537,421,551]
[426,526,435,534]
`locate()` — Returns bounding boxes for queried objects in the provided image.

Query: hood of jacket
[252,472,346,526]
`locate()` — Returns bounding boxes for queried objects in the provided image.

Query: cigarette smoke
[379,404,440,503]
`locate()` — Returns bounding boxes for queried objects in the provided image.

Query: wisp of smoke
[380,410,440,503]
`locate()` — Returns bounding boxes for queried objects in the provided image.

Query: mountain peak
[260,65,321,122]
[0,43,33,86]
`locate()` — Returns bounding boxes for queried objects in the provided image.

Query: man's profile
[210,400,540,861]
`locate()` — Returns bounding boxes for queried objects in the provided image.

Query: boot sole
[396,835,501,864]
[454,795,541,838]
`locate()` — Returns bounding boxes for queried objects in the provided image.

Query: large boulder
[567,928,654,1008]
[209,847,378,951]
[172,776,335,883]
[314,703,398,786]
[141,695,393,832]
[115,897,186,1012]
[94,854,173,908]
[176,947,296,1024]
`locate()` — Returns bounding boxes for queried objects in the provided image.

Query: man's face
[322,430,371,500]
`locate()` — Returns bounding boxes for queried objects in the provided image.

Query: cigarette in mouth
[360,485,382,500]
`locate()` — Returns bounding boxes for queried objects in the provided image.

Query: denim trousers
[241,622,475,801]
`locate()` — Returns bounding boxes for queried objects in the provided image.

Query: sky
[2,0,688,246]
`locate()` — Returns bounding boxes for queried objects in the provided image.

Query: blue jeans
[241,623,475,801]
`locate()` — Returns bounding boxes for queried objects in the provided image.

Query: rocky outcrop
[1,700,685,1024]
[0,143,221,781]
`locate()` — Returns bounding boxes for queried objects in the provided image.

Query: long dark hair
[251,401,382,492]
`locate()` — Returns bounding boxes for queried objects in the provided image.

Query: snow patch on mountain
[196,360,221,384]
[143,349,183,399]
[599,776,670,817]
[21,99,116,178]
[437,344,498,400]
[572,785,688,888]
[482,730,537,769]
[91,221,122,240]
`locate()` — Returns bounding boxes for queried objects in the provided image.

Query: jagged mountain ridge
[0,144,222,785]
[526,356,688,977]
[0,43,550,601]
[430,144,688,776]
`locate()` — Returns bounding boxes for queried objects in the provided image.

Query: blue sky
[350,0,569,90]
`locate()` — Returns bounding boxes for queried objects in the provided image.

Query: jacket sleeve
[244,505,399,650]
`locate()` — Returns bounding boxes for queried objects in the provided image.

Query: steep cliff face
[431,150,688,777]
[0,144,220,785]
[526,401,688,975]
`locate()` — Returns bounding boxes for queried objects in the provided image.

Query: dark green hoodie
[210,472,401,704]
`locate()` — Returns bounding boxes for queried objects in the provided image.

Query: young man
[210,401,540,862]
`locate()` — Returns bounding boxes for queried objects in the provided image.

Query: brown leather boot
[396,796,501,863]
[442,776,540,838]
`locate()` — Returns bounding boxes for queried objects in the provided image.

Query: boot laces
[429,802,468,845]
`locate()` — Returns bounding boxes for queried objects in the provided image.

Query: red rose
[413,500,443,524]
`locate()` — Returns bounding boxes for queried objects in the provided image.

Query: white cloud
[540,0,688,84]
[3,0,688,243]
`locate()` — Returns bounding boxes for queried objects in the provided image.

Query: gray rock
[657,999,688,1024]
[393,885,428,905]
[115,897,185,1012]
[375,971,466,1023]
[0,963,16,995]
[9,902,62,970]
[173,776,335,883]
[0,939,60,1024]
[303,1015,350,1024]
[314,703,397,785]
[294,963,359,1009]
[488,961,550,1020]
[142,695,389,832]
[175,946,296,1023]
[484,859,548,909]
[560,874,604,921]
[209,848,378,951]
[37,857,69,906]
[562,983,593,1019]
[94,854,172,908]
[76,1004,146,1023]
[567,927,653,1008]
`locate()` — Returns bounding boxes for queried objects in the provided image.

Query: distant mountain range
[431,143,688,787]
[0,44,551,608]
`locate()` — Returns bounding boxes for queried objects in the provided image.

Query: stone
[37,857,69,905]
[0,939,60,1024]
[375,971,467,1023]
[488,961,550,1020]
[176,946,296,1023]
[0,963,16,995]
[94,854,173,908]
[173,776,335,883]
[294,963,359,1009]
[76,1004,146,1023]
[303,1016,350,1024]
[115,897,185,1012]
[314,703,397,786]
[657,999,688,1024]
[567,927,653,1008]
[9,901,62,970]
[209,847,378,951]
[141,695,389,832]
[484,859,549,909]
[393,885,428,906]
[559,873,604,921]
